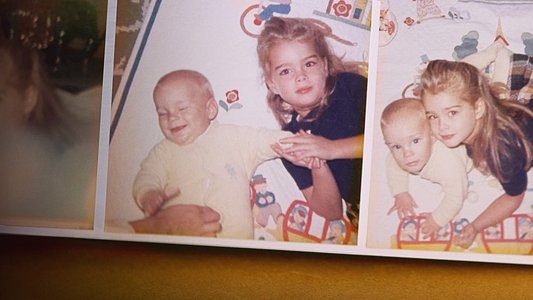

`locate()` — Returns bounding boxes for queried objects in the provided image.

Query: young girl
[256,17,367,225]
[420,59,533,249]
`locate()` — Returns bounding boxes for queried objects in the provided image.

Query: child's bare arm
[455,192,524,249]
[387,192,418,219]
[301,162,343,220]
[277,130,363,160]
[272,145,342,219]
[328,134,364,159]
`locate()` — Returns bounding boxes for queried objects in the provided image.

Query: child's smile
[154,81,214,146]
[170,124,186,134]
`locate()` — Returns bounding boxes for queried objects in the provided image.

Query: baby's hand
[454,223,478,249]
[387,192,417,219]
[139,187,180,217]
[420,213,441,239]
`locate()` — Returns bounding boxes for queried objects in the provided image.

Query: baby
[131,69,293,239]
[380,98,472,237]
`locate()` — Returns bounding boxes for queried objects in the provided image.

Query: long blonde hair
[420,59,532,182]
[256,16,361,127]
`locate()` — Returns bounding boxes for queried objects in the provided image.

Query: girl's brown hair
[420,59,532,183]
[256,16,362,127]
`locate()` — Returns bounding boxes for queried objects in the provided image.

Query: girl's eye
[305,60,317,68]
[412,138,420,144]
[426,114,436,120]
[448,110,458,117]
[279,68,291,76]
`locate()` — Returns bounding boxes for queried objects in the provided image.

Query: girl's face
[422,91,481,147]
[266,39,328,117]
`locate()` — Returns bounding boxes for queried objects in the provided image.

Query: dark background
[0,0,106,93]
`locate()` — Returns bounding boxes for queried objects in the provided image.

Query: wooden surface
[1,234,532,299]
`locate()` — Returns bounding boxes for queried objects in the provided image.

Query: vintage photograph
[0,0,106,229]
[365,0,533,257]
[105,0,371,245]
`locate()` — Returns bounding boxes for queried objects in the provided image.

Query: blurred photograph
[0,0,106,228]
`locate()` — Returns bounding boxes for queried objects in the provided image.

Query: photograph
[0,0,106,229]
[105,0,371,245]
[2,0,532,267]
[365,0,533,257]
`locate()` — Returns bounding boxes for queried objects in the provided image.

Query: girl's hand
[279,130,335,160]
[271,142,325,169]
[387,192,417,219]
[454,223,478,249]
[420,213,441,239]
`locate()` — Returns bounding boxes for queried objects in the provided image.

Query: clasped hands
[271,129,332,169]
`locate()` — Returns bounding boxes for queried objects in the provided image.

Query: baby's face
[154,81,214,145]
[383,116,433,174]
